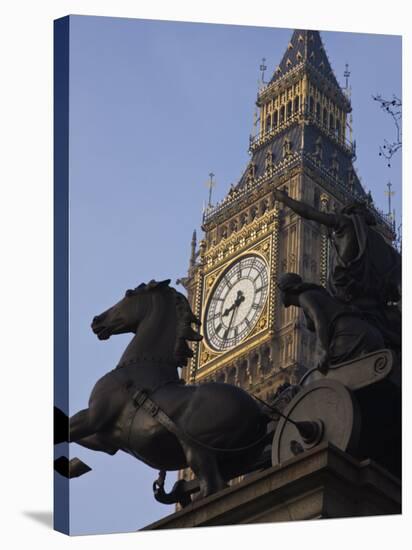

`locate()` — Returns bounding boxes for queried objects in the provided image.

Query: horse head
[91,279,202,367]
[91,279,171,340]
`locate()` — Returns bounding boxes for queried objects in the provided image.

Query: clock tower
[180,29,395,403]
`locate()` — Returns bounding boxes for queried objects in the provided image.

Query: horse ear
[145,279,171,291]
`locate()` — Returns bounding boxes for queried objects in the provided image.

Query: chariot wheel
[271,379,361,466]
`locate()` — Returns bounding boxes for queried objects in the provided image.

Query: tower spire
[344,63,351,95]
[259,57,267,87]
[343,63,353,147]
[267,30,344,96]
[206,172,216,208]
[190,230,197,269]
[385,181,395,219]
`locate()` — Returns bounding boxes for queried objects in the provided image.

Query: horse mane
[137,280,202,367]
[172,289,202,366]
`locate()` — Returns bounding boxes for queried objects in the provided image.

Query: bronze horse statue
[55,279,270,500]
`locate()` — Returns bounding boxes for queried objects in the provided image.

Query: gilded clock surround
[203,253,269,352]
[201,247,271,361]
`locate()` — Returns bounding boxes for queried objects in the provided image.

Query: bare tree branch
[372,95,402,167]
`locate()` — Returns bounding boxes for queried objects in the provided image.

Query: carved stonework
[206,273,218,289]
[204,210,275,269]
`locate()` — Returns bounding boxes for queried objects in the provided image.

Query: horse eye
[125,289,134,297]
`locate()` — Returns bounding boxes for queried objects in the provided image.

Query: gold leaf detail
[201,351,211,363]
[207,274,217,288]
[259,316,267,329]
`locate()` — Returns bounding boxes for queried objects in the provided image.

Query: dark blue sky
[63,15,401,534]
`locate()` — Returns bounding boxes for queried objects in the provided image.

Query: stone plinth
[142,443,401,530]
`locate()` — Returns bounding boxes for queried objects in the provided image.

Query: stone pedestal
[142,443,401,530]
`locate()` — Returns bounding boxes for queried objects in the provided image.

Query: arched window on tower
[266,114,272,133]
[329,113,335,132]
[286,335,293,363]
[237,359,249,387]
[347,167,355,191]
[294,95,300,113]
[330,151,339,178]
[260,198,269,215]
[239,212,248,228]
[287,100,292,118]
[273,110,278,129]
[265,149,274,171]
[323,107,328,127]
[335,119,341,139]
[261,346,272,374]
[246,162,256,184]
[249,205,258,221]
[249,353,260,382]
[309,96,314,114]
[316,102,321,121]
[279,105,285,124]
[283,137,292,159]
[229,218,238,234]
[314,136,322,163]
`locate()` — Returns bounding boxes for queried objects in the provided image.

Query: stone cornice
[202,152,394,237]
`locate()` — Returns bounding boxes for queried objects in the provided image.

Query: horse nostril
[93,315,102,324]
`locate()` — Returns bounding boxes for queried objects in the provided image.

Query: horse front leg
[54,407,95,479]
[76,433,119,455]
[54,406,98,443]
[54,406,69,444]
[69,408,98,442]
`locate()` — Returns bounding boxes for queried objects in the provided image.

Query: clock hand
[223,303,235,317]
[231,306,239,330]
[223,290,245,317]
[225,291,244,337]
[225,305,237,338]
[235,291,245,307]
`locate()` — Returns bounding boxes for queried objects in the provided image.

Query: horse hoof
[54,406,69,444]
[54,456,92,478]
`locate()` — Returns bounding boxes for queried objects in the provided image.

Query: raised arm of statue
[273,188,339,229]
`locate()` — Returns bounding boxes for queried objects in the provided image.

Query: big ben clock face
[204,254,269,352]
